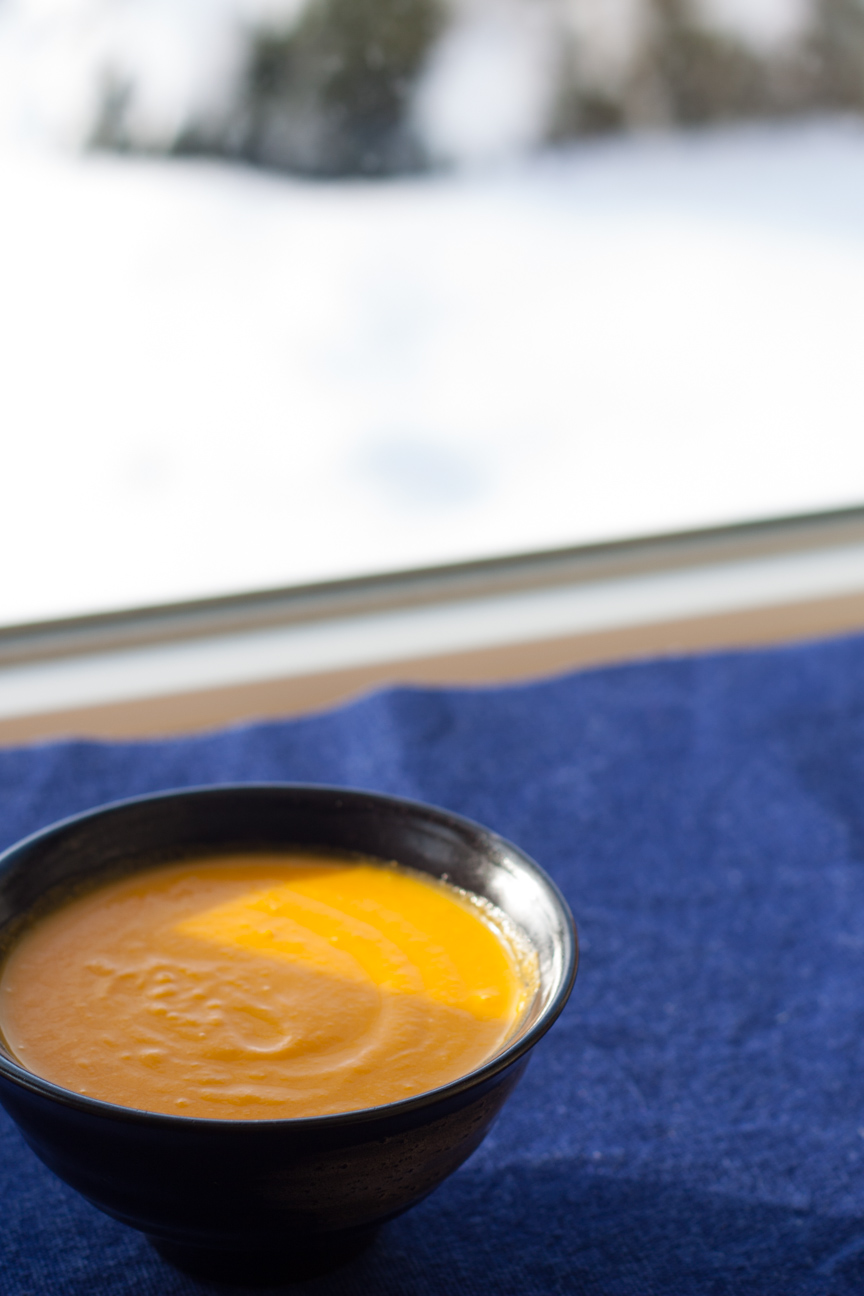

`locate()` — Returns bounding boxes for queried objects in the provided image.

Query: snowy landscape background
[2,0,864,625]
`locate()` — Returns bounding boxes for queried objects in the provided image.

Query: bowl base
[148,1225,379,1285]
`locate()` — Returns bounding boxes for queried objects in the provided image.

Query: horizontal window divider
[3,503,864,671]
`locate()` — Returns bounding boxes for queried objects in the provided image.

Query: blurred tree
[554,0,844,139]
[242,0,443,174]
[79,0,864,174]
[650,0,770,122]
[809,0,864,110]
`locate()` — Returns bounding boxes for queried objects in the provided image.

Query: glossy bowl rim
[0,783,578,1131]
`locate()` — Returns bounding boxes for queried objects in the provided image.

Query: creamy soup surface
[0,854,537,1119]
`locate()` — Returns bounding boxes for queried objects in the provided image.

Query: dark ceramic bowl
[0,785,576,1281]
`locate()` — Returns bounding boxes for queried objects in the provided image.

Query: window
[2,0,863,682]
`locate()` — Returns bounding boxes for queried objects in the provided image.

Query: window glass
[2,0,863,626]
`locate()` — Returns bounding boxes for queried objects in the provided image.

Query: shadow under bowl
[0,784,577,1281]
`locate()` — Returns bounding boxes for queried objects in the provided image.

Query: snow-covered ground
[3,116,864,626]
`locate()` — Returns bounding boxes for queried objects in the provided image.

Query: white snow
[412,0,560,165]
[3,117,864,626]
[692,0,815,52]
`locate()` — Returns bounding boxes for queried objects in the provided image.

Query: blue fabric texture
[4,634,864,1293]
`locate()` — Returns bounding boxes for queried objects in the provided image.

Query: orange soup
[0,853,537,1119]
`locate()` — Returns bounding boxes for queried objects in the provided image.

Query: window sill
[3,506,864,745]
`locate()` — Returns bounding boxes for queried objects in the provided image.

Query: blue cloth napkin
[4,633,864,1294]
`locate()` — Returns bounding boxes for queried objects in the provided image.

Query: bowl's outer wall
[0,1058,529,1245]
[0,785,576,1250]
